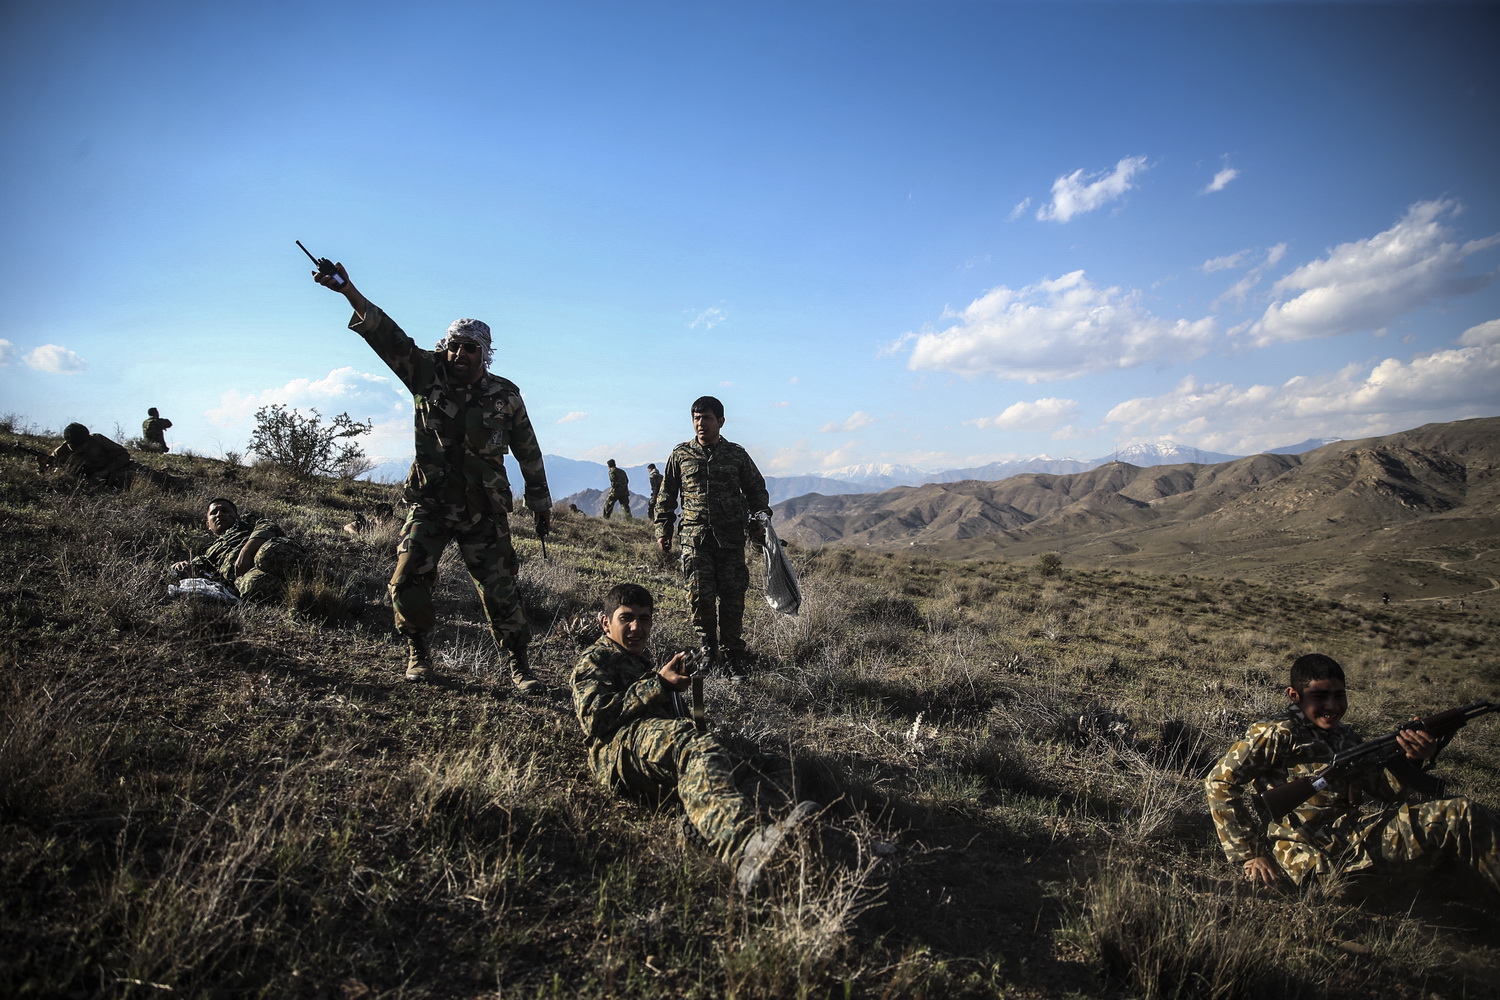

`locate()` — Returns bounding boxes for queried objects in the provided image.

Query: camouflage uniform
[570,634,756,862]
[349,303,551,658]
[192,515,304,604]
[1205,707,1500,893]
[604,465,631,519]
[50,434,133,488]
[654,439,770,657]
[647,466,663,519]
[141,415,172,453]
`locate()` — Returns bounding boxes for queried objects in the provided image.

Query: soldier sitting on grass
[48,423,134,489]
[170,497,305,604]
[570,582,818,894]
[1205,652,1500,897]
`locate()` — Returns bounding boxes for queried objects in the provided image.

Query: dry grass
[2,432,1498,998]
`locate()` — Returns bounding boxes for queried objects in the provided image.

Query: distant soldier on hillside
[141,408,173,453]
[647,462,662,519]
[570,582,818,893]
[311,260,552,692]
[604,459,631,519]
[170,497,305,604]
[654,396,771,672]
[48,423,133,489]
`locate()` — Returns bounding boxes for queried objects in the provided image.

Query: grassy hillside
[3,432,1498,999]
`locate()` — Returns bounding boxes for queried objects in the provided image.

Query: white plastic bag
[167,577,240,603]
[755,514,801,616]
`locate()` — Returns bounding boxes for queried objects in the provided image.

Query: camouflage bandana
[438,318,494,366]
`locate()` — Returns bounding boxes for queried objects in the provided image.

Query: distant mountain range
[769,417,1499,603]
[369,436,1347,507]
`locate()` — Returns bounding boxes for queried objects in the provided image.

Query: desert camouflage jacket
[50,434,131,478]
[193,516,284,583]
[1204,708,1415,882]
[654,438,770,547]
[608,466,629,495]
[570,635,676,771]
[351,303,551,521]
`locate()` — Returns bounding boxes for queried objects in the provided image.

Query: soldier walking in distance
[141,408,173,453]
[603,459,632,519]
[654,395,771,671]
[646,462,662,519]
[312,261,552,692]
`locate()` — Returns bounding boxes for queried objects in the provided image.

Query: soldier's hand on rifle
[1397,724,1439,762]
[658,652,692,692]
[533,508,551,537]
[1242,856,1282,886]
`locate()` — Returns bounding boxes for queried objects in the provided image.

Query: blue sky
[3,1,1497,480]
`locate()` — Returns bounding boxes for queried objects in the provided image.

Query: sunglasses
[446,340,481,355]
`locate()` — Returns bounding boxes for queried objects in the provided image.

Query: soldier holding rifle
[311,258,552,692]
[1205,653,1500,895]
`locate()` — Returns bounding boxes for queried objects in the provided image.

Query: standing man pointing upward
[312,260,552,693]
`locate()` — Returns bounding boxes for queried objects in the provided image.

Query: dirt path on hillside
[1394,548,1500,603]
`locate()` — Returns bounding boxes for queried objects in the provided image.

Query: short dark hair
[207,497,238,512]
[148,407,159,418]
[63,422,89,444]
[690,395,724,420]
[647,463,657,470]
[603,583,653,617]
[1290,653,1345,693]
[607,459,616,467]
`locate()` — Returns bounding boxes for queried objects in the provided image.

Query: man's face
[445,338,485,384]
[206,502,238,536]
[1289,678,1348,731]
[692,408,725,446]
[601,603,653,655]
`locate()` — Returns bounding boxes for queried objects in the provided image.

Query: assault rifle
[2,438,52,470]
[672,646,709,734]
[1256,700,1498,820]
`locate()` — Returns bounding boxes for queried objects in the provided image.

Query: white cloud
[819,411,876,433]
[207,367,411,463]
[1007,198,1032,222]
[1202,250,1249,273]
[1458,318,1500,346]
[1212,242,1288,309]
[1246,200,1500,346]
[1036,156,1148,223]
[773,400,791,408]
[690,307,726,330]
[24,344,87,373]
[1105,341,1500,454]
[965,397,1079,430]
[904,270,1215,382]
[1202,167,1238,194]
[558,411,589,423]
[0,339,14,365]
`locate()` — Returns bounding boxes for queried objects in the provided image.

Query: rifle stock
[1255,700,1496,820]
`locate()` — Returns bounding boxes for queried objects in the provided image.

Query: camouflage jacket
[142,417,172,444]
[608,466,629,495]
[51,435,131,478]
[653,438,770,547]
[193,516,284,583]
[648,468,662,495]
[1204,708,1416,882]
[350,303,551,521]
[570,634,677,773]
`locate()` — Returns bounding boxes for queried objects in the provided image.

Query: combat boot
[507,646,542,695]
[405,633,436,682]
[735,800,819,895]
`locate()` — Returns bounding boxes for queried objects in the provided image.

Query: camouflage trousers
[678,532,749,655]
[234,536,304,604]
[1352,796,1500,895]
[592,717,755,863]
[390,507,528,653]
[603,491,632,519]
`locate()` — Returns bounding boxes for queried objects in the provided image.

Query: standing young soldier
[312,261,552,692]
[603,459,631,518]
[653,396,771,671]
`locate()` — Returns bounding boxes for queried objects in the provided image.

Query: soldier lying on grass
[1205,652,1500,896]
[170,497,305,604]
[570,582,818,894]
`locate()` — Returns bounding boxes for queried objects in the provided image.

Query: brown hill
[774,416,1500,604]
